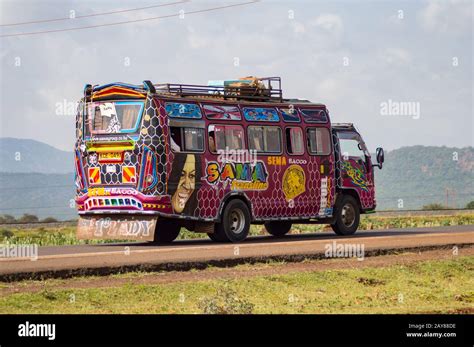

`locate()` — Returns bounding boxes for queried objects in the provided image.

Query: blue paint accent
[138,147,158,191]
[75,149,87,191]
[115,101,145,133]
[165,102,202,119]
[280,108,300,122]
[243,107,279,122]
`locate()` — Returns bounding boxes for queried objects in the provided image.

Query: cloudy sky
[0,0,472,152]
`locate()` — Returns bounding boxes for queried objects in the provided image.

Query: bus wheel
[215,199,250,242]
[331,195,360,236]
[264,221,292,237]
[153,220,181,243]
[207,231,225,242]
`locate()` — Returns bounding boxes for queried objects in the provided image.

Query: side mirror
[374,147,384,169]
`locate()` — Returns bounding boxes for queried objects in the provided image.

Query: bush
[1,215,17,224]
[0,229,14,238]
[18,214,39,223]
[198,287,254,314]
[41,217,58,223]
[466,201,474,209]
[422,203,445,210]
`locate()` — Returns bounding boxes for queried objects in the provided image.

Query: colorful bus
[75,77,384,243]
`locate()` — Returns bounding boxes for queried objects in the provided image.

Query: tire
[207,231,225,242]
[264,221,292,237]
[331,195,360,236]
[214,199,251,243]
[153,219,181,243]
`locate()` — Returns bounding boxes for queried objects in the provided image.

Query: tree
[1,215,17,224]
[41,217,58,223]
[422,203,445,210]
[466,201,474,209]
[18,214,39,223]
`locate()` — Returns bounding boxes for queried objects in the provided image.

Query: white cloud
[418,0,472,34]
[380,48,412,66]
[311,14,344,37]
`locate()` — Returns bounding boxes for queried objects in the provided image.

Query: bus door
[336,131,374,202]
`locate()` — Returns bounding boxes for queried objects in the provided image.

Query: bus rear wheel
[153,219,181,243]
[264,221,292,237]
[207,230,226,242]
[331,195,360,236]
[214,199,250,243]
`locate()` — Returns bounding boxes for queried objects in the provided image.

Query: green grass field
[1,214,473,246]
[1,256,472,314]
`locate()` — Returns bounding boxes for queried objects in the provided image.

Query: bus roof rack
[154,76,283,102]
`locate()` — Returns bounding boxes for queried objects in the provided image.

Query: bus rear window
[86,101,144,134]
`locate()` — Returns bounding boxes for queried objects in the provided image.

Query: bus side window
[208,125,245,153]
[286,127,304,155]
[170,127,182,152]
[170,127,204,153]
[307,127,331,155]
[248,126,282,153]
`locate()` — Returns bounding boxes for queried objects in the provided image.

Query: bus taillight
[74,150,86,190]
[139,147,157,191]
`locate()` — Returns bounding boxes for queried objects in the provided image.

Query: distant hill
[0,138,73,174]
[374,145,474,210]
[0,172,76,220]
[0,138,472,220]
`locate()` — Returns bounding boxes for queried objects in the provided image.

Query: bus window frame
[86,100,145,135]
[306,126,332,156]
[299,108,328,124]
[201,103,242,121]
[208,124,246,154]
[278,107,301,123]
[285,126,305,156]
[170,126,205,154]
[247,125,283,155]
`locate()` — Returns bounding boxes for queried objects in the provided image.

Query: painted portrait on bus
[168,153,202,216]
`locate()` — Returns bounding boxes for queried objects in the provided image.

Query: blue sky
[0,0,472,151]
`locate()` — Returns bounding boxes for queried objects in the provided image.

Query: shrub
[0,229,14,238]
[41,217,58,223]
[422,203,445,210]
[1,215,17,224]
[198,287,254,314]
[18,214,39,223]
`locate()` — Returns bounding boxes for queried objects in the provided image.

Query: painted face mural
[168,153,202,215]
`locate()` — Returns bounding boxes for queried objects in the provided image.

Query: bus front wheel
[214,199,250,243]
[153,219,181,243]
[331,195,360,236]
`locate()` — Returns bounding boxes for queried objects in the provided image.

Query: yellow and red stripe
[122,166,136,184]
[88,167,101,185]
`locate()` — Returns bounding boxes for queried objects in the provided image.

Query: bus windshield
[86,101,144,134]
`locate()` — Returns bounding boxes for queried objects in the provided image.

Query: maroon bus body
[75,80,380,242]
